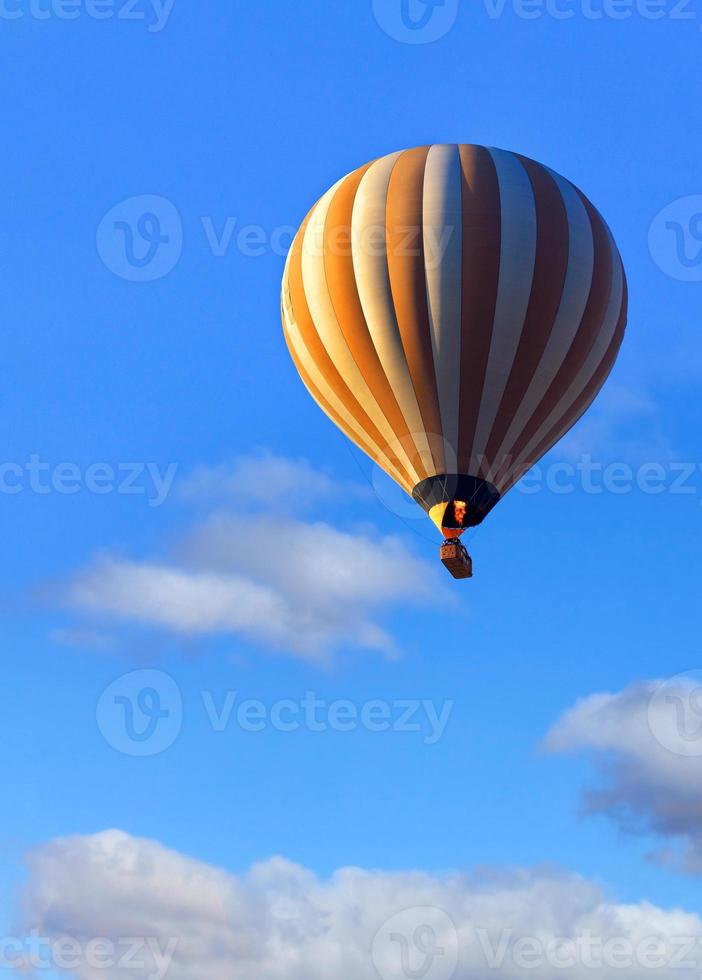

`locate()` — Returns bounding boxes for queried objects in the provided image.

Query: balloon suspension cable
[342,439,438,545]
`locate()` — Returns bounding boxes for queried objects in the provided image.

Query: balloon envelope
[281,144,627,536]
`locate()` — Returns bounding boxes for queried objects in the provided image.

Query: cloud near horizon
[15,829,702,980]
[59,454,446,662]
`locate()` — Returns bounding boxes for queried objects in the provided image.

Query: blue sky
[2,1,702,976]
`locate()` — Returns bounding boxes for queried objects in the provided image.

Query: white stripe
[423,144,463,471]
[494,170,595,466]
[282,245,412,493]
[352,152,435,481]
[470,149,537,474]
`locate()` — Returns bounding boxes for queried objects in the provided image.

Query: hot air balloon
[281,144,627,578]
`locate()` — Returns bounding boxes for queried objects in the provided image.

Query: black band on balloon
[411,474,501,529]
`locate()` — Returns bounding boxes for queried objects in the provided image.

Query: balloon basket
[440,539,473,580]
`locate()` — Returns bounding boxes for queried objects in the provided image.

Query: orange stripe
[456,145,502,474]
[322,165,427,479]
[282,320,412,492]
[385,147,446,474]
[287,214,414,489]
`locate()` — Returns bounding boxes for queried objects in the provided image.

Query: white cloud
[62,468,446,662]
[545,679,702,873]
[15,830,702,980]
[178,451,339,510]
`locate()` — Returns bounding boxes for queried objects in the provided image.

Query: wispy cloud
[16,829,702,980]
[49,627,117,652]
[59,454,445,662]
[545,679,702,873]
[178,451,340,511]
[556,383,673,467]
